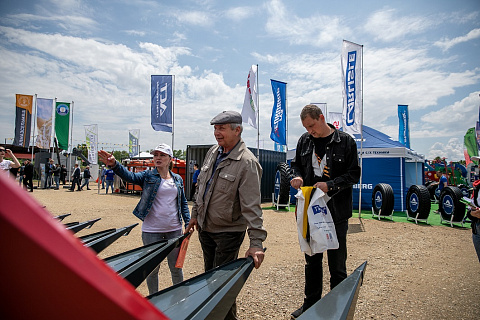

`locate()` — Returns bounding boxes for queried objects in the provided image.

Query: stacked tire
[439,186,466,222]
[274,163,291,205]
[406,185,431,220]
[371,183,394,216]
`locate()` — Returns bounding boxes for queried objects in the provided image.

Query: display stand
[272,193,290,211]
[406,211,429,225]
[371,207,393,221]
[440,214,466,228]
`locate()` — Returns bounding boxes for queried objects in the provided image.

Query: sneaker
[291,306,304,319]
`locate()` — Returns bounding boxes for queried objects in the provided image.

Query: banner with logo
[464,127,478,163]
[311,103,327,121]
[270,79,287,146]
[55,102,70,150]
[13,94,33,147]
[341,40,363,135]
[398,105,410,149]
[84,124,98,164]
[129,129,140,158]
[241,65,258,129]
[328,112,342,130]
[151,75,173,132]
[35,98,54,149]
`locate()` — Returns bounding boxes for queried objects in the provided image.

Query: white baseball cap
[151,143,173,157]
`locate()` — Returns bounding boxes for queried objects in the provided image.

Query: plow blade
[298,261,367,320]
[79,228,116,244]
[85,223,138,254]
[66,218,101,234]
[148,257,255,320]
[104,233,188,288]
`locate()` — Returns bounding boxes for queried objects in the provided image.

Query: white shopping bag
[295,187,339,256]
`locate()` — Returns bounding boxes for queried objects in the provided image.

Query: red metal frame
[0,174,169,320]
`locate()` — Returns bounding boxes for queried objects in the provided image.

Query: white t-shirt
[0,159,14,174]
[142,178,181,233]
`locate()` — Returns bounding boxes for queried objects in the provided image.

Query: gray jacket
[191,139,267,248]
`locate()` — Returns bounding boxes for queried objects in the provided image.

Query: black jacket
[24,163,34,178]
[290,124,361,223]
[83,168,91,179]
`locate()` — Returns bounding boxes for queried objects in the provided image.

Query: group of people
[42,159,68,190]
[97,106,360,320]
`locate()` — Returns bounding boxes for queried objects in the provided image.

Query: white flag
[328,112,342,130]
[341,40,363,135]
[241,65,258,129]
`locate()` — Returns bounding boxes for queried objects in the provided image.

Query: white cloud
[434,28,480,51]
[123,30,146,37]
[264,0,349,47]
[224,7,252,22]
[5,13,97,31]
[428,138,464,161]
[171,10,213,27]
[364,8,433,42]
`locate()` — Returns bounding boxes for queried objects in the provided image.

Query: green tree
[173,149,186,160]
[112,150,130,162]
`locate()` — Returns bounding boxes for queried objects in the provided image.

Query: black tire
[406,185,431,220]
[457,184,471,198]
[274,163,291,205]
[371,183,394,216]
[439,186,466,222]
[426,183,437,200]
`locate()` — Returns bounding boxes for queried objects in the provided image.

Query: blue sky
[0,0,479,161]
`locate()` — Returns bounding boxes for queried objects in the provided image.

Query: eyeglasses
[0,149,6,152]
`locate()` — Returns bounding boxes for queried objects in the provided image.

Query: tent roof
[131,152,153,159]
[354,125,406,149]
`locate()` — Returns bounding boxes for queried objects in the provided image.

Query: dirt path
[31,186,479,319]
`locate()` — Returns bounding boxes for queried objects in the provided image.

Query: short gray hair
[230,123,243,134]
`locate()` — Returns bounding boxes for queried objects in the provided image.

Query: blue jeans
[54,176,60,189]
[472,221,480,262]
[105,180,114,193]
[142,230,183,295]
[81,178,90,189]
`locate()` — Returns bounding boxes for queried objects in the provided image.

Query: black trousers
[303,220,348,310]
[23,176,33,191]
[70,177,81,190]
[199,230,246,320]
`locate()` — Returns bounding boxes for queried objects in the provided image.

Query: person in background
[185,110,267,320]
[43,159,54,189]
[100,165,106,189]
[23,159,34,192]
[69,163,81,191]
[0,147,21,177]
[190,163,200,200]
[18,162,25,186]
[467,180,480,262]
[52,163,61,190]
[104,166,115,194]
[80,165,91,190]
[435,168,448,199]
[60,164,67,185]
[99,143,190,295]
[289,104,361,319]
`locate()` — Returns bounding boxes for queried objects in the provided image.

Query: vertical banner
[476,121,480,152]
[13,94,33,147]
[35,98,54,149]
[398,104,410,149]
[241,65,258,129]
[464,127,478,162]
[311,103,327,122]
[328,112,342,129]
[341,40,363,135]
[151,75,173,132]
[55,102,70,150]
[84,124,98,164]
[270,80,287,146]
[129,129,140,158]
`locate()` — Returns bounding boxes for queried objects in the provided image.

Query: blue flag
[398,104,410,149]
[151,75,173,132]
[270,80,287,146]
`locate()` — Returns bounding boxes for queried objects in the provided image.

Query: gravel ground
[30,185,479,319]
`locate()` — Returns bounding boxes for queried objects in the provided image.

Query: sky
[0,0,479,161]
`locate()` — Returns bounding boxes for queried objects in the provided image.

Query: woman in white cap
[98,143,190,294]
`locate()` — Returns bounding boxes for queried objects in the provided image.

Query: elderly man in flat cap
[186,110,267,320]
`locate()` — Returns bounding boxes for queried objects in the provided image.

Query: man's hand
[290,177,303,189]
[245,247,265,269]
[313,181,329,193]
[471,209,480,219]
[185,218,198,234]
[98,150,116,167]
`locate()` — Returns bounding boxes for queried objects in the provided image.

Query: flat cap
[210,111,242,125]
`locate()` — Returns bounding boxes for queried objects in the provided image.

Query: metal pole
[31,94,37,163]
[256,64,260,160]
[171,75,175,151]
[358,44,364,220]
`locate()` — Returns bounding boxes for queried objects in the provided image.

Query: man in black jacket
[69,164,81,191]
[289,104,361,319]
[22,159,34,192]
[80,165,91,190]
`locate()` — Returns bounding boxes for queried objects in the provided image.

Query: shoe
[291,306,304,319]
[87,188,91,190]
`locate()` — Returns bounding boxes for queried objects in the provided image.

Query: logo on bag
[312,205,327,215]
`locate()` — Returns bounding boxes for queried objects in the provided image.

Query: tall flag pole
[256,64,260,159]
[35,97,54,150]
[31,94,38,162]
[270,80,287,151]
[151,75,174,149]
[341,39,363,217]
[55,101,71,150]
[13,94,33,148]
[398,105,410,149]
[69,101,74,182]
